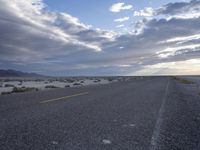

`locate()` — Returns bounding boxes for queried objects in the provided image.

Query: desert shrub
[18,81,23,85]
[67,79,75,83]
[174,77,194,84]
[1,91,12,95]
[73,83,82,86]
[117,78,124,82]
[180,79,194,84]
[108,78,114,82]
[45,85,58,88]
[48,80,53,83]
[12,87,38,93]
[1,87,38,95]
[4,79,11,82]
[35,79,43,82]
[93,79,101,83]
[4,84,15,87]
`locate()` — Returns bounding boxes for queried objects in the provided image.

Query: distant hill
[0,69,44,77]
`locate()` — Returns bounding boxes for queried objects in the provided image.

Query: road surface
[0,77,200,150]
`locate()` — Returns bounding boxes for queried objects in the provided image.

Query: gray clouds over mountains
[0,0,200,76]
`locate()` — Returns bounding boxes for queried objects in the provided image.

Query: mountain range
[0,69,44,77]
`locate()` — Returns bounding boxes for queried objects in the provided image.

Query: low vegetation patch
[12,87,38,93]
[1,91,12,95]
[73,83,82,86]
[173,77,194,84]
[108,78,114,82]
[3,79,11,82]
[18,81,23,85]
[45,85,58,88]
[179,79,194,84]
[93,79,101,83]
[1,87,38,95]
[66,79,75,83]
[4,84,15,87]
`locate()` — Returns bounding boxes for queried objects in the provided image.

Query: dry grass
[12,87,38,93]
[45,85,58,88]
[1,91,12,95]
[173,77,194,84]
[1,87,38,95]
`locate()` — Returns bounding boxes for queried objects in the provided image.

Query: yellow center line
[40,92,89,104]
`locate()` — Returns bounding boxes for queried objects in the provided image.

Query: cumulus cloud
[157,34,200,45]
[134,1,200,19]
[156,44,200,58]
[114,17,129,22]
[1,0,200,75]
[0,0,116,58]
[116,24,125,28]
[134,7,155,17]
[1,0,110,53]
[109,3,133,13]
[157,0,200,17]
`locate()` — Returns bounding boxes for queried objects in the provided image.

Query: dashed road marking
[40,92,89,104]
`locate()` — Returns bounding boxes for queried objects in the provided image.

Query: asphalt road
[0,77,200,150]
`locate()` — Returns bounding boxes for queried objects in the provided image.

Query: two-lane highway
[0,77,199,150]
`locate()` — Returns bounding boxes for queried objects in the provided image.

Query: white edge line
[150,78,170,150]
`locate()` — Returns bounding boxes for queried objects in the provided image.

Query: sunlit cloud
[116,24,125,28]
[134,7,155,17]
[156,44,200,58]
[114,17,129,22]
[109,2,133,13]
[135,59,200,75]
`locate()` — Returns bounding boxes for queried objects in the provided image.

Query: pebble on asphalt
[52,141,58,145]
[102,139,112,144]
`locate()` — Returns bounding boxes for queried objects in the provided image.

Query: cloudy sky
[0,0,200,76]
